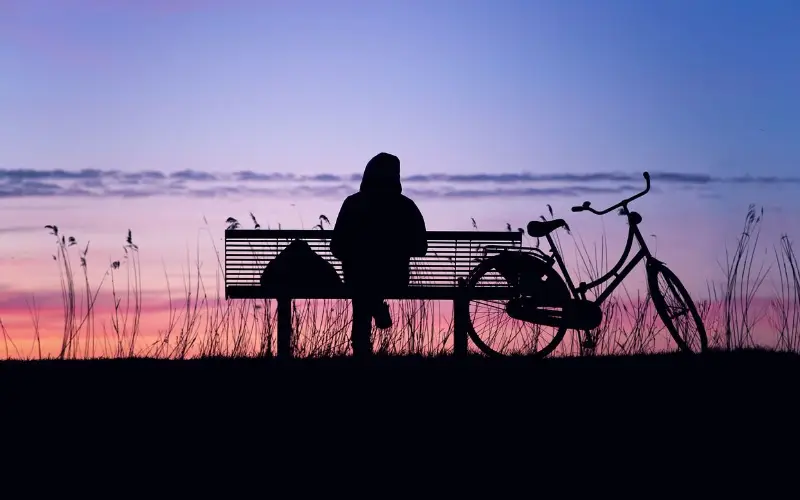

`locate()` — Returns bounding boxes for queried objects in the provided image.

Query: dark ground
[3,348,797,416]
[2,349,796,485]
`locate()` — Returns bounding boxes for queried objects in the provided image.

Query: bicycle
[463,171,708,358]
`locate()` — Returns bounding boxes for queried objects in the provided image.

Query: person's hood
[360,152,402,195]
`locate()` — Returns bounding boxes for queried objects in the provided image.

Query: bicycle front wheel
[646,260,708,353]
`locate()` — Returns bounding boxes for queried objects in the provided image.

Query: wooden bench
[225,229,524,357]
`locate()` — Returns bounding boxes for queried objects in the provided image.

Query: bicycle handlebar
[571,171,650,215]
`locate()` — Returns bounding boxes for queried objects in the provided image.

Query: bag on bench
[259,239,343,294]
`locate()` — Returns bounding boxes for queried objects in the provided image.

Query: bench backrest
[224,229,523,290]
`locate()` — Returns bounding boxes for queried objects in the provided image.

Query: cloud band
[0,168,796,200]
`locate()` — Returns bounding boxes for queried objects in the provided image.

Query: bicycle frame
[544,208,654,307]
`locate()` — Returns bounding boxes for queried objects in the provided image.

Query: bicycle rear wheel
[646,260,708,353]
[465,252,570,358]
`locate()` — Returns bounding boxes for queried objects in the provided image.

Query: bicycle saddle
[526,219,568,238]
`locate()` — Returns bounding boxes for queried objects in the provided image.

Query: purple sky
[1,0,799,329]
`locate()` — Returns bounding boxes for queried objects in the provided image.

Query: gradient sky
[1,0,799,355]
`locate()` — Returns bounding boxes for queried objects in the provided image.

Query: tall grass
[717,205,771,349]
[770,234,800,351]
[1,204,798,361]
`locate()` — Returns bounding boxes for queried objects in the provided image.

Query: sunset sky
[1,0,798,356]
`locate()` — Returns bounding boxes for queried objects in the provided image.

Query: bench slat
[224,229,524,299]
[226,229,522,241]
[226,284,517,301]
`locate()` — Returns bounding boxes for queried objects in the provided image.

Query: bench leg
[277,297,293,359]
[453,298,468,357]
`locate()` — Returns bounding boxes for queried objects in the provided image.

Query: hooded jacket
[330,153,428,288]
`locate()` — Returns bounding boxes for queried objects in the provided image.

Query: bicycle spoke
[654,269,704,352]
[468,263,567,356]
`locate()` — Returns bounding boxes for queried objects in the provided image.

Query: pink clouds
[0,286,175,325]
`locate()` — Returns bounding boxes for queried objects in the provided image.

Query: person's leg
[350,294,373,357]
[372,297,392,330]
[372,267,409,330]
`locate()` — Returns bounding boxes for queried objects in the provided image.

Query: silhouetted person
[330,152,428,357]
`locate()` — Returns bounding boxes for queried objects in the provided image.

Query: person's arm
[408,200,428,257]
[330,197,355,262]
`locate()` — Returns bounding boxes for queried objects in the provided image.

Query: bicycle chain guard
[506,297,603,331]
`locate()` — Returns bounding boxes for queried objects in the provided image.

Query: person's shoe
[373,301,393,330]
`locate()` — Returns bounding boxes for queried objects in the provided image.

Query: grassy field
[3,348,798,430]
[3,349,790,483]
[4,347,799,395]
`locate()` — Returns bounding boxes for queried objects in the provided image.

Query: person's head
[360,152,402,195]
